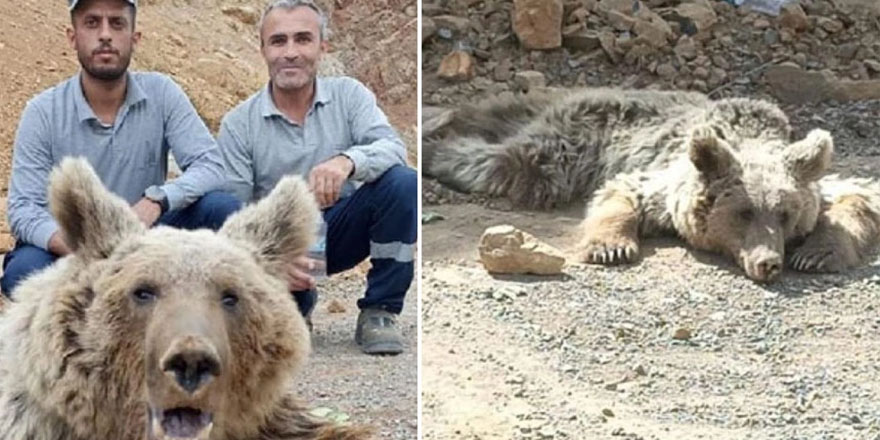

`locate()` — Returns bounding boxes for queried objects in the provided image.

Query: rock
[513,0,564,50]
[778,3,809,32]
[792,52,807,67]
[674,3,717,34]
[753,18,770,30]
[514,70,547,91]
[712,55,730,70]
[866,59,880,73]
[437,50,475,81]
[433,15,471,35]
[656,62,677,78]
[493,59,514,81]
[673,328,692,340]
[326,299,347,313]
[220,6,260,25]
[763,29,779,45]
[478,225,565,275]
[633,18,672,48]
[817,17,844,34]
[598,31,621,63]
[674,36,698,60]
[838,43,859,61]
[563,29,602,51]
[693,66,709,80]
[598,0,636,14]
[422,17,437,43]
[607,10,636,31]
[764,63,880,103]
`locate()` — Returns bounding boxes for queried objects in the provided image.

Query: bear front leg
[258,394,372,440]
[577,177,643,265]
[790,178,880,273]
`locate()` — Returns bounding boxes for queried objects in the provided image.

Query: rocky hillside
[0,0,417,252]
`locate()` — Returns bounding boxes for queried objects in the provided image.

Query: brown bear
[424,88,880,282]
[0,158,368,439]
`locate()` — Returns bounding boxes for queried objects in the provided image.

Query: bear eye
[738,208,754,221]
[221,291,239,309]
[131,287,157,304]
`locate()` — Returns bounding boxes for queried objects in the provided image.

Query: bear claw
[580,241,638,265]
[789,248,842,273]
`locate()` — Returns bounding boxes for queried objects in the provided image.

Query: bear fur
[0,158,369,440]
[424,88,880,282]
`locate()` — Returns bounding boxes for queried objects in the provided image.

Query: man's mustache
[92,45,119,55]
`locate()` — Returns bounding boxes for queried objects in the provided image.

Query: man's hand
[285,255,317,292]
[132,198,162,226]
[47,231,72,257]
[308,155,354,208]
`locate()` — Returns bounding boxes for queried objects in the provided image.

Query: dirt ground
[0,0,417,438]
[422,0,880,438]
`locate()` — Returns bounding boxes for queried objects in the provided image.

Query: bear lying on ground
[424,88,880,282]
[0,158,368,439]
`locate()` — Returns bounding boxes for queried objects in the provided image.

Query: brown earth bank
[422,0,880,438]
[0,0,417,438]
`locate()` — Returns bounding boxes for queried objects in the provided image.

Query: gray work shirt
[7,71,226,250]
[217,76,407,203]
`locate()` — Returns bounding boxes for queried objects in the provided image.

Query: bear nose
[161,340,221,394]
[756,255,782,281]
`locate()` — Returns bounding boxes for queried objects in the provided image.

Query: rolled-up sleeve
[217,113,255,204]
[7,101,59,250]
[159,77,227,211]
[341,79,406,182]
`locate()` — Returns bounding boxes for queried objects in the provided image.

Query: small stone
[563,29,602,51]
[865,60,880,73]
[754,19,770,30]
[656,63,677,78]
[693,66,709,80]
[437,50,475,81]
[712,55,730,70]
[673,328,692,340]
[674,3,717,34]
[514,70,547,91]
[478,225,565,275]
[792,52,808,67]
[763,29,779,45]
[602,408,615,417]
[691,79,708,92]
[817,17,844,34]
[326,299,346,314]
[513,0,564,50]
[674,36,698,60]
[607,10,636,31]
[778,3,809,32]
[493,60,514,82]
[432,15,471,35]
[633,17,672,47]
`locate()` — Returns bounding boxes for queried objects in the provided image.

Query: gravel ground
[422,204,880,439]
[293,270,418,439]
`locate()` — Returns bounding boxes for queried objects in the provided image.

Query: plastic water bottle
[307,214,328,280]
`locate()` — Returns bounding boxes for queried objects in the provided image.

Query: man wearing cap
[217,0,416,355]
[1,0,240,295]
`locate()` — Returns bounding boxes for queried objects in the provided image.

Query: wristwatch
[144,185,170,214]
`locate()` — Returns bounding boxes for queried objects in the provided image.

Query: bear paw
[788,244,848,273]
[579,237,639,265]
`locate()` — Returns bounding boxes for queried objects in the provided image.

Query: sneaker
[355,308,404,355]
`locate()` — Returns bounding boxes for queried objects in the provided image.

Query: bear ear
[688,125,737,181]
[784,128,833,182]
[49,157,144,261]
[220,176,318,277]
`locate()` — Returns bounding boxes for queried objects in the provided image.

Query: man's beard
[78,49,132,81]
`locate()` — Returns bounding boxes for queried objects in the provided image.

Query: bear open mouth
[150,407,213,440]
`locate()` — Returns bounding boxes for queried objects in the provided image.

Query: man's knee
[1,245,57,297]
[376,165,417,206]
[193,191,242,230]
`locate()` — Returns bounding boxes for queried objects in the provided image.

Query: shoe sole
[360,341,404,355]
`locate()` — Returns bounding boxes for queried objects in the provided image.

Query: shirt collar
[261,77,332,119]
[73,71,148,123]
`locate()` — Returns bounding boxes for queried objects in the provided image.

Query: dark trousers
[0,191,241,297]
[294,165,417,315]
